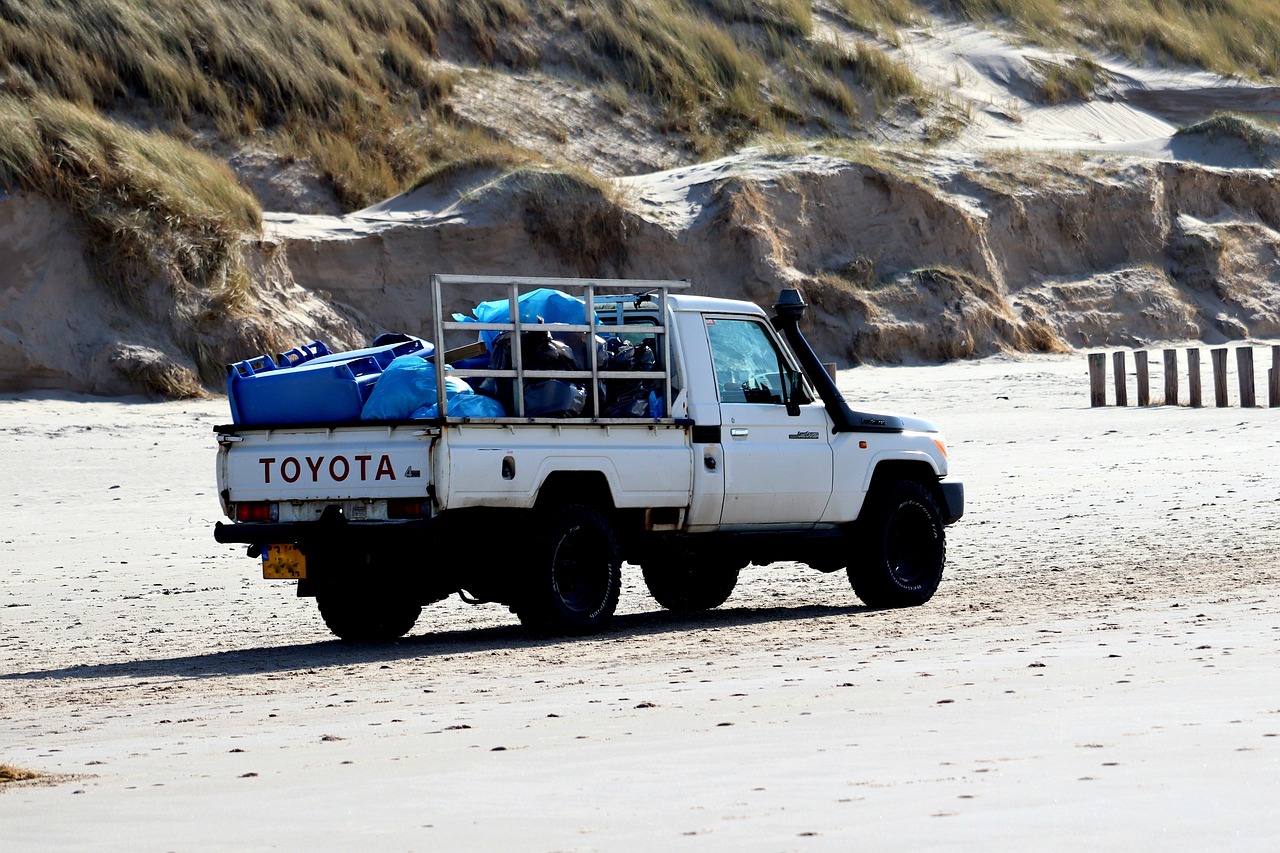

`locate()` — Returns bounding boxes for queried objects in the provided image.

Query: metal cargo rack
[429,274,689,425]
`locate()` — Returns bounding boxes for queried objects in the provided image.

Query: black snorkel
[770,288,904,434]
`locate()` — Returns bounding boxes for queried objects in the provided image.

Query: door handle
[729,428,749,437]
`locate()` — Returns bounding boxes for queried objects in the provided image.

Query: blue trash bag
[361,355,471,420]
[453,288,595,349]
[649,390,664,418]
[411,392,508,419]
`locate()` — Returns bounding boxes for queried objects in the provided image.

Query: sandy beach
[3,351,1279,850]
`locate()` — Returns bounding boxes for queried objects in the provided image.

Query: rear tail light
[388,498,429,519]
[235,502,278,523]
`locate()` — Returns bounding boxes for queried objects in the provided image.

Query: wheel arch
[534,469,616,511]
[865,458,944,508]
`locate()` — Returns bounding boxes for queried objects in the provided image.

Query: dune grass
[0,0,520,208]
[940,0,1280,79]
[0,0,935,207]
[2,0,1276,223]
[0,93,261,310]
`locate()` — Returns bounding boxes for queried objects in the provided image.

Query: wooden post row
[1093,346,1277,408]
[1089,353,1106,407]
[1211,348,1229,407]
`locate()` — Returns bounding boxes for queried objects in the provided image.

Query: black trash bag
[524,380,586,417]
[477,326,586,417]
[568,334,611,414]
[602,338,659,417]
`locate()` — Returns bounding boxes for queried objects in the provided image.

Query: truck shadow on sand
[4,602,870,682]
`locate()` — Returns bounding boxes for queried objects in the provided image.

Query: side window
[706,317,789,404]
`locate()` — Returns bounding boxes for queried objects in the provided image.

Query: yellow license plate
[262,543,306,579]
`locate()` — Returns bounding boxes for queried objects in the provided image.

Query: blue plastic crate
[275,341,332,368]
[308,334,432,370]
[227,355,384,425]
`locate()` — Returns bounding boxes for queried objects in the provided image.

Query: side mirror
[786,371,802,417]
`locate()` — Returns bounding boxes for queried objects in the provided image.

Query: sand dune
[4,16,1280,396]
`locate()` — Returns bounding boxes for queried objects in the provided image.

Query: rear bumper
[940,481,964,525]
[213,519,429,546]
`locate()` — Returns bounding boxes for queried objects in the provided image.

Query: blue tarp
[411,393,507,419]
[453,288,594,348]
[360,355,471,420]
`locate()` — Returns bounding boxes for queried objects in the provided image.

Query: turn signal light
[388,498,429,519]
[235,502,277,523]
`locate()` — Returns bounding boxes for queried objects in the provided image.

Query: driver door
[705,315,833,527]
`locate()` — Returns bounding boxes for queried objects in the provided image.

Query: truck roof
[665,293,768,319]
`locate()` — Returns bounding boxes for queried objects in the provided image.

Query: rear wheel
[316,591,421,642]
[641,553,740,612]
[515,504,621,635]
[848,480,945,608]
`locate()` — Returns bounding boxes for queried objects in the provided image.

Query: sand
[3,352,1279,850]
[893,20,1280,164]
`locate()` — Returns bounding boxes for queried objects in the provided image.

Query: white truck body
[214,276,963,639]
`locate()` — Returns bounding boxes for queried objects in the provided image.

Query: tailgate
[217,425,436,502]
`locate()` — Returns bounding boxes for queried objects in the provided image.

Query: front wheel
[515,504,621,636]
[848,480,945,608]
[316,592,422,642]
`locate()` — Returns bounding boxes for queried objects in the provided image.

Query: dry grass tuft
[508,167,631,277]
[1176,113,1280,166]
[0,764,41,784]
[1030,56,1110,104]
[827,0,918,38]
[110,345,207,398]
[409,149,537,194]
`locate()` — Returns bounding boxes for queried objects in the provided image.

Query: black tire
[515,504,621,636]
[316,592,422,642]
[848,479,945,608]
[641,554,739,612]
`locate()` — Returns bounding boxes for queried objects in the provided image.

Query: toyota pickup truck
[213,275,963,640]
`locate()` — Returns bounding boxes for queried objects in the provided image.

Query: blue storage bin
[309,334,432,370]
[226,340,332,378]
[227,355,383,425]
[227,352,282,377]
[275,341,332,368]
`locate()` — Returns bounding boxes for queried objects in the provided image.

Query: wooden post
[1212,348,1228,407]
[1270,346,1279,408]
[1163,349,1178,406]
[1136,351,1150,406]
[1089,353,1106,407]
[1112,351,1127,406]
[1187,348,1202,408]
[823,362,837,380]
[1237,347,1256,408]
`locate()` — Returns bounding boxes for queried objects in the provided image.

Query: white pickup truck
[213,275,963,640]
